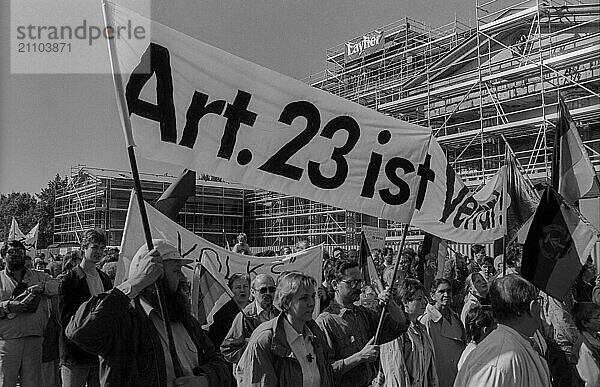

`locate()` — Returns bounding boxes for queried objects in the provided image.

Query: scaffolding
[309,0,600,187]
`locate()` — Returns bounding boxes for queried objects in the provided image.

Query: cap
[131,239,193,265]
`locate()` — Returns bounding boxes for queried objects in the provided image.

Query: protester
[572,302,600,386]
[376,278,438,387]
[460,272,489,326]
[0,240,60,386]
[24,256,33,270]
[443,252,469,310]
[316,260,407,387]
[454,275,551,386]
[46,261,63,279]
[294,239,310,252]
[347,249,359,262]
[332,247,346,261]
[237,272,335,386]
[383,251,411,289]
[232,233,251,255]
[539,290,583,386]
[422,252,439,292]
[420,278,465,387]
[467,244,486,274]
[100,261,118,285]
[34,258,47,271]
[66,239,231,386]
[221,274,279,366]
[60,230,113,387]
[480,256,496,282]
[457,305,496,370]
[357,285,378,310]
[228,273,251,309]
[62,251,81,274]
[573,257,596,302]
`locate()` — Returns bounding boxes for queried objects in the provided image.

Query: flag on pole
[23,223,39,251]
[521,186,599,301]
[359,232,384,294]
[8,217,24,241]
[223,229,231,251]
[191,264,240,345]
[553,98,599,204]
[418,233,448,282]
[154,169,196,221]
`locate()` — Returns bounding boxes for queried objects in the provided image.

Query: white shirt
[282,318,320,387]
[84,270,104,297]
[140,298,199,384]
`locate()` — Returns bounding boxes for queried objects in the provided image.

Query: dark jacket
[221,302,280,364]
[66,288,231,387]
[237,313,336,386]
[60,266,113,366]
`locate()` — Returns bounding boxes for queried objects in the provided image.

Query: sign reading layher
[106,2,507,243]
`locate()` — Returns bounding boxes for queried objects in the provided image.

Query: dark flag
[522,187,598,301]
[418,233,448,283]
[359,232,384,293]
[154,169,196,221]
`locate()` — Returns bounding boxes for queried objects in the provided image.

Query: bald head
[252,274,275,289]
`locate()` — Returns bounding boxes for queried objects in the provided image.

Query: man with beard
[0,239,60,386]
[60,229,113,386]
[316,260,407,387]
[221,274,279,366]
[66,239,231,386]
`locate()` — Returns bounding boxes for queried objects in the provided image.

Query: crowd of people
[0,230,599,386]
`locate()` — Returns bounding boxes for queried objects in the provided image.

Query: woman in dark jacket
[237,272,336,387]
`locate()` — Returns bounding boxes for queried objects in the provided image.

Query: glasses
[341,279,364,289]
[256,286,276,294]
[6,249,23,255]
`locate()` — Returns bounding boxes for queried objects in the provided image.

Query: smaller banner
[361,225,387,251]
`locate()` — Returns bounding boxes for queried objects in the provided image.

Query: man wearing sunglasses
[316,260,407,387]
[221,274,279,367]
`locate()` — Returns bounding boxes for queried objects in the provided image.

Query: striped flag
[359,231,384,294]
[418,233,448,282]
[522,186,598,301]
[191,264,241,345]
[554,98,599,204]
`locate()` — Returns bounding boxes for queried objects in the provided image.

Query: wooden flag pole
[374,223,410,344]
[101,1,183,377]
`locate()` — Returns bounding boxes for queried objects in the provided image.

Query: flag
[191,264,240,345]
[359,232,384,294]
[418,233,448,282]
[8,217,24,241]
[553,98,599,204]
[154,169,196,221]
[8,218,38,254]
[522,187,599,301]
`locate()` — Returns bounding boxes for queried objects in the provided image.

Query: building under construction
[257,0,600,246]
[54,166,249,247]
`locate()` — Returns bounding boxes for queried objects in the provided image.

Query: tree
[0,193,39,242]
[36,174,68,249]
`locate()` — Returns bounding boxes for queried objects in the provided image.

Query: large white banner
[412,140,507,243]
[106,3,508,244]
[116,192,324,290]
[107,2,432,223]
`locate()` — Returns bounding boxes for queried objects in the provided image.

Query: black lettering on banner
[126,43,177,143]
[416,154,435,211]
[246,261,265,276]
[179,92,226,148]
[439,164,470,223]
[308,116,360,189]
[379,157,414,205]
[360,152,383,199]
[258,101,320,180]
[271,262,285,274]
[453,196,477,229]
[217,90,258,160]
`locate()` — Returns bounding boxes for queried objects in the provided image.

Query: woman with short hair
[228,273,251,309]
[237,272,335,386]
[460,272,490,326]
